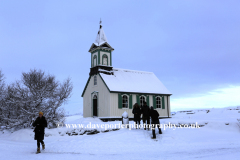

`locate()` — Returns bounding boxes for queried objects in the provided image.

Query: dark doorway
[93,95,98,117]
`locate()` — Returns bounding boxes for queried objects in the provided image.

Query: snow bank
[165,107,240,133]
[0,107,240,159]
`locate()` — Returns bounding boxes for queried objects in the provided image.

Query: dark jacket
[150,110,159,122]
[33,116,47,141]
[141,105,150,117]
[132,107,141,120]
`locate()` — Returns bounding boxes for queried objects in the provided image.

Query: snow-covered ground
[1,107,240,160]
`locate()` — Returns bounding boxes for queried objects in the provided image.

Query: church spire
[88,20,114,52]
[100,18,102,28]
[94,19,108,46]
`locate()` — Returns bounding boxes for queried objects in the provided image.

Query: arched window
[140,96,146,107]
[94,75,97,85]
[93,55,97,67]
[102,54,108,66]
[156,96,161,108]
[122,95,128,108]
[93,95,97,99]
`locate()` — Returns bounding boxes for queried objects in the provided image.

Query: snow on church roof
[100,68,171,95]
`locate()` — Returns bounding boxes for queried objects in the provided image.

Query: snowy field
[1,107,240,160]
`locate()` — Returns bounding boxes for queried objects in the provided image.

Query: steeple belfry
[89,21,114,69]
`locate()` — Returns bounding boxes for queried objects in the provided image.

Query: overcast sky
[0,0,240,114]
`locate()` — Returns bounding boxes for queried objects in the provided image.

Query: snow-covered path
[1,107,240,160]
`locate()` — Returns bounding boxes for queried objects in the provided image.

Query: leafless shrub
[0,69,73,130]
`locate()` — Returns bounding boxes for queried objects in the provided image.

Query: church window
[94,75,97,85]
[140,96,146,107]
[118,93,132,109]
[93,55,97,67]
[102,54,108,66]
[122,95,128,108]
[156,96,161,108]
[93,95,97,99]
[153,95,165,109]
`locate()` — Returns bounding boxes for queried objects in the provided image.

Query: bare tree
[1,69,73,130]
[0,70,6,125]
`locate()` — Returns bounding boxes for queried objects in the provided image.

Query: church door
[93,95,98,117]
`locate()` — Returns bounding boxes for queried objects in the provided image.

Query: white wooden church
[82,23,172,120]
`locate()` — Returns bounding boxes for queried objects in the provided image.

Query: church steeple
[89,21,114,68]
[94,20,108,46]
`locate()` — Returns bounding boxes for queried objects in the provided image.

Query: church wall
[132,94,137,106]
[167,96,171,117]
[83,90,90,117]
[149,95,153,107]
[110,93,135,118]
[83,74,110,118]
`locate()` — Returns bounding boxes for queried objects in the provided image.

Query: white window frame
[155,96,162,108]
[139,95,146,107]
[122,94,129,109]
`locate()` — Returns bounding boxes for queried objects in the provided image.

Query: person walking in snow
[33,112,47,153]
[141,101,150,130]
[149,106,162,139]
[132,103,141,129]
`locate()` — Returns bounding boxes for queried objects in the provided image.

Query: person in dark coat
[32,111,47,153]
[132,103,141,129]
[141,101,150,130]
[149,106,162,139]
